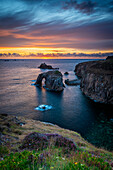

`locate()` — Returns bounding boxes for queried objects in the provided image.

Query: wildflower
[74,162,78,165]
[62,157,65,160]
[50,167,54,169]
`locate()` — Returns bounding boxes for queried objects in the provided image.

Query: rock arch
[35,71,64,92]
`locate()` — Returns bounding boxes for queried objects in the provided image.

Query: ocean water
[0,59,113,150]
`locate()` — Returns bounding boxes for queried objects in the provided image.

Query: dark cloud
[75,1,96,14]
[20,0,43,2]
[64,0,96,14]
[1,51,113,58]
[0,14,29,29]
[30,20,113,41]
[107,1,113,12]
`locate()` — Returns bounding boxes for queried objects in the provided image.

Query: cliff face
[75,58,113,104]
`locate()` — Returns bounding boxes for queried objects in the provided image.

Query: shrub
[20,133,77,152]
[20,132,48,150]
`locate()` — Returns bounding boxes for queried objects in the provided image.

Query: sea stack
[35,71,64,92]
[75,56,113,104]
[38,63,59,70]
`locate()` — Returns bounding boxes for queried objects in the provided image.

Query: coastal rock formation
[38,63,59,69]
[75,57,113,104]
[35,71,64,91]
[64,72,69,75]
[106,55,113,60]
[65,79,80,86]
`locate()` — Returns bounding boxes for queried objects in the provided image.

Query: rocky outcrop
[65,79,80,86]
[75,58,113,104]
[35,71,64,91]
[64,72,69,75]
[38,63,59,69]
[106,55,113,60]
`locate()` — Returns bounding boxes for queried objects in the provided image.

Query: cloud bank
[0,0,113,52]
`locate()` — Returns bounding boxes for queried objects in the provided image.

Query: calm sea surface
[0,59,113,150]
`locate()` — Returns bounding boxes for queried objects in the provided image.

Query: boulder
[64,72,69,75]
[35,71,64,91]
[65,79,80,86]
[38,63,59,69]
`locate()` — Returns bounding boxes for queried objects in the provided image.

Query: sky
[0,0,113,58]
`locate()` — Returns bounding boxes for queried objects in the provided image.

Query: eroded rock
[65,79,80,86]
[75,58,113,104]
[38,63,59,70]
[35,71,64,91]
[64,72,69,75]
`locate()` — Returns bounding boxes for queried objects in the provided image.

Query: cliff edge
[0,114,113,169]
[75,56,113,104]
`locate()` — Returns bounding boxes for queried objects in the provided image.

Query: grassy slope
[82,59,113,75]
[0,115,113,169]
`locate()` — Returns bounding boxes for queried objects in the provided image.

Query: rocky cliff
[35,70,64,91]
[75,57,113,104]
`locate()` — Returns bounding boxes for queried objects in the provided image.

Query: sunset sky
[0,0,113,58]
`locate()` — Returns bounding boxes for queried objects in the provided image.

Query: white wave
[34,104,52,111]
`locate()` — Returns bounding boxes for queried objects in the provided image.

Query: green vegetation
[54,70,61,75]
[0,148,112,170]
[0,115,113,169]
[0,146,9,157]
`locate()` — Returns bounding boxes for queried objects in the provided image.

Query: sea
[0,59,113,150]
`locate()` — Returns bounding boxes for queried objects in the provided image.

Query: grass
[0,148,112,169]
[0,146,9,157]
[54,70,61,75]
[0,115,113,169]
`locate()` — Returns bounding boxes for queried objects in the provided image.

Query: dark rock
[4,123,11,128]
[65,79,80,86]
[38,63,59,70]
[35,71,64,91]
[0,114,8,117]
[42,106,46,110]
[75,58,113,104]
[10,117,25,126]
[64,72,69,75]
[106,56,113,60]
[0,126,5,132]
[4,60,9,62]
[18,122,25,126]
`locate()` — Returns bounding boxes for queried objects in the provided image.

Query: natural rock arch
[35,71,64,91]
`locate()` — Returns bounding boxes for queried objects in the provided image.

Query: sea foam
[34,104,52,111]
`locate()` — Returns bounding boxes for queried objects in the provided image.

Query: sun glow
[0,47,76,55]
[0,47,112,59]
